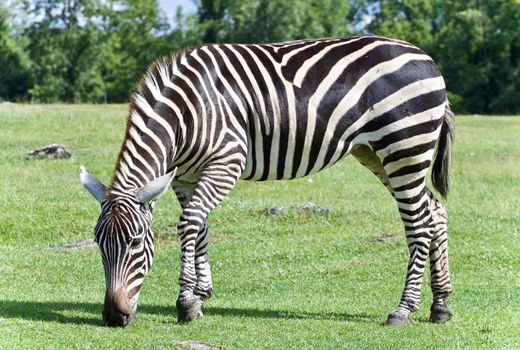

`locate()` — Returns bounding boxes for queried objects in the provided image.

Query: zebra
[80,35,454,327]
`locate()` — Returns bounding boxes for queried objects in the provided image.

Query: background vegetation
[1,104,519,348]
[1,0,519,114]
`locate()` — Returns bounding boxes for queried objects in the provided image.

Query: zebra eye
[137,201,150,213]
[131,236,143,248]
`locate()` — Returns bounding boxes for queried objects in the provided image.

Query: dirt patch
[172,340,221,349]
[264,202,331,215]
[496,152,519,158]
[374,234,395,243]
[156,237,179,246]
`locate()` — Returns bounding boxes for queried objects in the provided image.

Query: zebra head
[80,166,175,327]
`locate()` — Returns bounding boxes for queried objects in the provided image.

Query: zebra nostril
[102,308,132,327]
[121,311,134,326]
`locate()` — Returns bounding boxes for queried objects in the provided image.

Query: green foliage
[363,0,436,48]
[24,0,108,102]
[358,0,520,114]
[434,0,520,114]
[100,0,172,101]
[1,104,520,348]
[0,3,33,100]
[0,0,519,113]
[198,0,351,43]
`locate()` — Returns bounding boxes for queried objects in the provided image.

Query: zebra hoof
[429,305,453,323]
[385,312,409,327]
[176,297,203,323]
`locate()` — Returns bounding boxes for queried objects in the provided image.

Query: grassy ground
[0,104,519,349]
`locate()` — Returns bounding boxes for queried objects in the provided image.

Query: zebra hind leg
[428,198,453,323]
[353,144,440,326]
[351,145,392,193]
[385,181,437,327]
[352,145,410,326]
[373,139,445,327]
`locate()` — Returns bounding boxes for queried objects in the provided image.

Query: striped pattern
[93,35,454,324]
[95,194,154,310]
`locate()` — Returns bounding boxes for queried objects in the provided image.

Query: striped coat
[81,35,454,327]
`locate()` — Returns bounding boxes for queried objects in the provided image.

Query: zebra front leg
[176,217,213,322]
[175,162,244,323]
[428,198,453,323]
[194,218,213,300]
[176,208,205,323]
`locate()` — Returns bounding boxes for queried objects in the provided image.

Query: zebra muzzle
[103,287,135,327]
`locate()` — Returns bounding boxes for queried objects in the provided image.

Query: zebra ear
[135,168,177,205]
[80,165,107,203]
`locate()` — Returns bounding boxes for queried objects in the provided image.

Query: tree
[1,0,518,112]
[355,0,520,114]
[0,2,33,101]
[434,0,520,114]
[197,0,352,44]
[98,0,178,101]
[360,0,436,48]
[24,0,106,102]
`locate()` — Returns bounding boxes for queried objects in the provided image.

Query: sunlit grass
[1,104,519,349]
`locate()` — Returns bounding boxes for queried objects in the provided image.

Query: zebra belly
[241,117,351,181]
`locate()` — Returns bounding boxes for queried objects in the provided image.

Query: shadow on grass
[204,306,375,323]
[0,300,375,326]
[0,300,103,326]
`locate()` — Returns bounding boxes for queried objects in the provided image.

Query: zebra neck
[109,149,175,195]
[108,135,175,196]
[109,54,188,196]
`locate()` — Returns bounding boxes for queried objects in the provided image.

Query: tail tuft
[431,102,455,199]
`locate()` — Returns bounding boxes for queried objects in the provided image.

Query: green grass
[1,104,519,349]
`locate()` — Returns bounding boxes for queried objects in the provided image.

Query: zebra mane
[110,47,195,192]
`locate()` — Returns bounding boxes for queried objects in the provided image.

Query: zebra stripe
[94,196,154,305]
[87,35,454,326]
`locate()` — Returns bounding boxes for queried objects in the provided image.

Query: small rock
[264,206,286,215]
[173,340,220,349]
[315,207,331,214]
[496,152,516,158]
[164,225,178,235]
[375,234,395,243]
[298,202,317,211]
[27,144,71,160]
[298,202,330,214]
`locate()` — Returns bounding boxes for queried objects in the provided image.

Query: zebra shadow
[0,300,103,326]
[0,300,178,326]
[204,306,375,323]
[0,300,375,326]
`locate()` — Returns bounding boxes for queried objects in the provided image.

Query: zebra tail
[431,102,455,199]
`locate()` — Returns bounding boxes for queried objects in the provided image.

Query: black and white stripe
[85,35,454,326]
[94,195,154,307]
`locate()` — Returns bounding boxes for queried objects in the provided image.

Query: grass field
[0,104,519,349]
